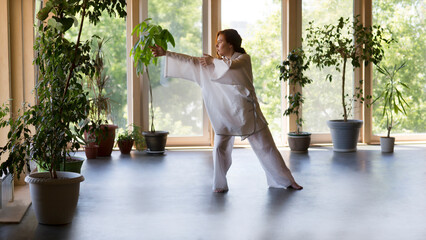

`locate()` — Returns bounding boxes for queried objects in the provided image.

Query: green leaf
[36,5,53,21]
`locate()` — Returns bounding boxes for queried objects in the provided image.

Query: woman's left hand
[199,54,213,67]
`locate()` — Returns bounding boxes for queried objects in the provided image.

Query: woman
[151,29,303,192]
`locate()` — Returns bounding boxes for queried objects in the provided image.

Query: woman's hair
[216,29,246,55]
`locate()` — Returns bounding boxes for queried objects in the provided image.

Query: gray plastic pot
[327,120,363,152]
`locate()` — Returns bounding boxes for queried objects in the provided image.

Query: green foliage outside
[373,0,425,134]
[1,0,126,179]
[147,0,204,136]
[66,11,127,129]
[243,10,283,140]
[130,18,176,132]
[67,0,425,140]
[302,0,354,133]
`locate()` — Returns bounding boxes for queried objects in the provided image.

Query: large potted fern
[130,18,175,154]
[0,0,126,225]
[305,16,393,152]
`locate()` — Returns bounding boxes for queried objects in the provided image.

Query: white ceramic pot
[380,137,395,153]
[25,171,84,225]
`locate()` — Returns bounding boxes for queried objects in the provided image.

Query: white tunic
[164,51,268,138]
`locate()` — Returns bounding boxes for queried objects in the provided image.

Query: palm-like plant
[370,62,410,137]
[87,37,112,124]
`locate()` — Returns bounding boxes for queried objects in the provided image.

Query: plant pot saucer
[145,150,166,155]
[288,132,311,136]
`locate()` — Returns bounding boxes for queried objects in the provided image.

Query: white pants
[213,127,295,190]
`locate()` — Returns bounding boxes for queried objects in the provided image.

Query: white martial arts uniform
[164,51,296,190]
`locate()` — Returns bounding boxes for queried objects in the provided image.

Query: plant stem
[55,1,86,178]
[342,57,347,122]
[146,68,155,132]
[61,1,87,108]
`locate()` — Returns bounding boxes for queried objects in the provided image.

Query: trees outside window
[302,0,354,133]
[67,11,127,129]
[222,0,283,144]
[373,0,425,135]
[148,0,204,137]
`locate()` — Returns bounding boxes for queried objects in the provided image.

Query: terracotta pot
[288,132,311,153]
[97,125,118,157]
[25,171,84,225]
[84,125,118,157]
[118,140,134,154]
[84,145,98,159]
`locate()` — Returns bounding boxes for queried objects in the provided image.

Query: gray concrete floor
[1,144,426,240]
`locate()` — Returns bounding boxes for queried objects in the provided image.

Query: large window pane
[373,0,426,135]
[302,0,354,133]
[67,11,128,130]
[148,0,203,137]
[222,0,283,144]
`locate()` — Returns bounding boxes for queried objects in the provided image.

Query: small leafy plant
[131,124,146,150]
[116,129,134,142]
[130,18,175,132]
[278,48,313,134]
[369,62,410,137]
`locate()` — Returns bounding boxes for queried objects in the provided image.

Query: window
[373,0,426,136]
[148,0,206,140]
[222,0,283,144]
[302,0,354,134]
[67,11,128,130]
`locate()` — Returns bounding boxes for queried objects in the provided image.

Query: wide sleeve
[164,51,203,85]
[211,54,253,85]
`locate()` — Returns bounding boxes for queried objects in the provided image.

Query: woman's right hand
[199,54,213,67]
[149,44,166,57]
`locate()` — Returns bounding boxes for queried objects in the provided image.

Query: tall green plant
[278,48,313,134]
[305,16,394,121]
[370,62,410,137]
[87,37,112,124]
[130,18,175,132]
[0,0,126,179]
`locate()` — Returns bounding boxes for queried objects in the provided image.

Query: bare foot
[214,188,229,193]
[288,182,303,190]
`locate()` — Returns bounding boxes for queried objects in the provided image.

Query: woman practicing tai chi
[151,29,303,192]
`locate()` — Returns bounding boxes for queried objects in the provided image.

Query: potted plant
[132,124,147,151]
[369,62,410,153]
[85,37,118,157]
[37,156,85,174]
[130,18,175,154]
[116,128,135,154]
[305,16,393,152]
[278,48,313,152]
[0,0,126,225]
